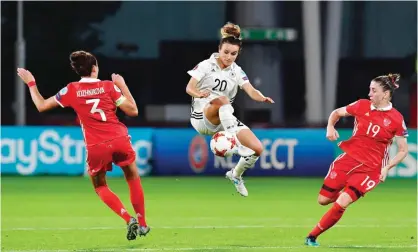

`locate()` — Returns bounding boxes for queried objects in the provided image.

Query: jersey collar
[210,53,235,70]
[79,77,101,83]
[370,102,392,111]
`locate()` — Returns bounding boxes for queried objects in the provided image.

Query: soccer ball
[210,131,237,157]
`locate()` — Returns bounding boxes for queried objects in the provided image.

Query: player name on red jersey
[77,87,105,97]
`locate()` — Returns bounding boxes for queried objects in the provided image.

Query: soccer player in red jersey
[17,50,150,240]
[305,73,409,246]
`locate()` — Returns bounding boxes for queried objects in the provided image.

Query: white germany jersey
[187,53,250,119]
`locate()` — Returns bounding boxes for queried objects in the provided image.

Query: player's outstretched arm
[17,68,59,112]
[380,137,408,182]
[241,83,274,103]
[186,77,210,98]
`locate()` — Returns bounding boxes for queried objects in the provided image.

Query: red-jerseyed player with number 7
[17,50,150,241]
[304,73,409,247]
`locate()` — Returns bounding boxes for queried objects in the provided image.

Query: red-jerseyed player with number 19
[17,50,150,241]
[304,73,409,247]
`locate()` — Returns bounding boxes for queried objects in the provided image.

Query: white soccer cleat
[226,170,248,197]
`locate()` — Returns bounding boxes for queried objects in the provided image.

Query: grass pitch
[2,176,417,251]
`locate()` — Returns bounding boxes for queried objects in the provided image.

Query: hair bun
[387,73,400,89]
[69,50,97,77]
[220,22,241,39]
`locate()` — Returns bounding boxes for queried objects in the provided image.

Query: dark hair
[372,73,400,97]
[69,51,97,77]
[219,22,242,50]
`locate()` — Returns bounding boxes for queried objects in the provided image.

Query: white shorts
[190,112,249,136]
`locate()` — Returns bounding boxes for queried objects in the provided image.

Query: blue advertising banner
[1,126,153,176]
[152,129,335,176]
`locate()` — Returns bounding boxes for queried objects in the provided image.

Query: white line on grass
[3,224,416,231]
[5,245,418,252]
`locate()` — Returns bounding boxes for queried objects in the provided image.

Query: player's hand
[111,73,127,87]
[379,166,390,182]
[17,68,35,84]
[199,89,211,98]
[263,97,275,103]
[326,126,340,141]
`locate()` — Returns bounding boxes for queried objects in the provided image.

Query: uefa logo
[188,135,209,173]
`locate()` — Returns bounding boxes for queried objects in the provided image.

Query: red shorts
[86,136,136,176]
[320,153,381,201]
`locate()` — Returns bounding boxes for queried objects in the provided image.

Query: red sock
[309,202,346,238]
[127,177,147,227]
[95,186,132,223]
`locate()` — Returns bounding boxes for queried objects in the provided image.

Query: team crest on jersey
[114,85,121,92]
[229,71,236,78]
[383,118,391,127]
[59,87,68,95]
[188,135,209,173]
[330,171,337,179]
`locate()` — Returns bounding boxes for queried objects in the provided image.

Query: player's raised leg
[205,97,263,196]
[225,128,263,196]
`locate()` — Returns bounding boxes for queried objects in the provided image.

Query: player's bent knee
[252,142,263,156]
[336,192,354,208]
[317,195,332,206]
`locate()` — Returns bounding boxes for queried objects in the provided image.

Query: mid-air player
[17,50,150,240]
[305,74,409,246]
[186,22,275,197]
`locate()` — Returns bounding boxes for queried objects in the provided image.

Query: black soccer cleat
[126,217,139,241]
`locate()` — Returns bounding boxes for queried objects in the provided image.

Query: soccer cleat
[126,217,139,241]
[305,236,320,247]
[139,226,151,237]
[226,170,248,197]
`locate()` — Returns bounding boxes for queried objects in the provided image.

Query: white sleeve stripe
[54,96,65,108]
[115,96,127,107]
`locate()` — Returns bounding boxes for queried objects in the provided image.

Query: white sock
[219,104,238,135]
[233,154,259,178]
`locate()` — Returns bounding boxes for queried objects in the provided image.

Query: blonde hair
[220,22,242,40]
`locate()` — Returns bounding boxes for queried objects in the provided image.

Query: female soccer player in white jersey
[186,22,275,197]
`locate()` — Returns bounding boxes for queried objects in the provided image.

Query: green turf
[1,176,417,252]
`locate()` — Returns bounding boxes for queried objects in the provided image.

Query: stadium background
[1,1,417,251]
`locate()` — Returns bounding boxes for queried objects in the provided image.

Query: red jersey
[54,78,129,146]
[338,99,408,172]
